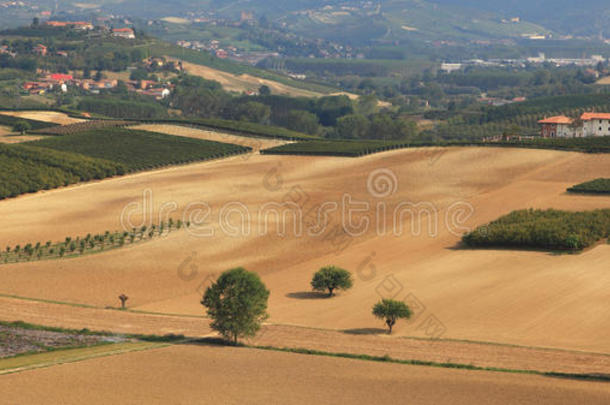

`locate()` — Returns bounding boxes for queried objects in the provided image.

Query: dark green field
[261,136,610,157]
[31,128,251,171]
[260,140,413,157]
[0,143,124,200]
[567,178,610,194]
[462,209,610,251]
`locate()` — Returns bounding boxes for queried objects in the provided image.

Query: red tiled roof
[49,73,73,81]
[538,116,573,125]
[580,112,610,121]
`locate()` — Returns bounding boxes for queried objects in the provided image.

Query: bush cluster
[567,178,610,195]
[462,209,610,251]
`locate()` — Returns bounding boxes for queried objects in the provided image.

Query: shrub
[311,266,353,297]
[372,299,412,334]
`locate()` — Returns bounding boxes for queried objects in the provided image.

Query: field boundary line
[0,341,169,376]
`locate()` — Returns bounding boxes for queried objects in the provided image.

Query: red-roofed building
[581,112,610,137]
[48,73,73,83]
[112,28,135,39]
[34,44,47,56]
[538,116,576,138]
[44,21,94,30]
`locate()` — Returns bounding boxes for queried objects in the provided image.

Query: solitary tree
[311,266,353,297]
[12,120,31,134]
[201,267,269,344]
[372,299,412,334]
[118,294,129,309]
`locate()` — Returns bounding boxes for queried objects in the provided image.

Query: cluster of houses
[538,113,610,138]
[42,20,135,39]
[22,73,172,100]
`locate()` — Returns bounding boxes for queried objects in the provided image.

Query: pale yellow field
[0,147,608,355]
[596,76,610,85]
[0,125,44,143]
[0,111,84,125]
[1,344,609,405]
[173,59,325,97]
[131,123,289,151]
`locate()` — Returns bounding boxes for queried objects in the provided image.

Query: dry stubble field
[0,145,609,401]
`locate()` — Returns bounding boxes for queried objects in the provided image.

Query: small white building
[581,113,610,137]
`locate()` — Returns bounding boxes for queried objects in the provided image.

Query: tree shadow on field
[285,291,329,300]
[342,328,387,336]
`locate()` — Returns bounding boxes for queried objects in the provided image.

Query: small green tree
[372,299,412,334]
[201,267,270,344]
[311,266,353,297]
[12,120,31,134]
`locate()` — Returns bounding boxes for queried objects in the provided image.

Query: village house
[33,44,47,56]
[112,28,135,39]
[538,116,577,138]
[538,112,610,138]
[44,21,94,30]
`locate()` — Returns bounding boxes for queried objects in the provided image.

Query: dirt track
[1,344,609,405]
[0,147,608,354]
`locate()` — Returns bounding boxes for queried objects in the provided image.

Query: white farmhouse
[581,113,610,137]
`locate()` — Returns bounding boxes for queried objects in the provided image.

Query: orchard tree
[311,266,353,297]
[372,299,411,334]
[12,120,31,134]
[201,267,269,344]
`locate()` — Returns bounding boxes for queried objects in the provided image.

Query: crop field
[462,209,610,251]
[567,178,610,194]
[32,120,132,136]
[0,145,609,401]
[0,143,124,200]
[0,113,59,131]
[262,136,610,157]
[31,128,252,171]
[261,140,412,156]
[139,117,319,141]
[0,321,116,359]
[131,124,290,152]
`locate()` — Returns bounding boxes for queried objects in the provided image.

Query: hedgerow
[567,178,610,195]
[462,209,610,251]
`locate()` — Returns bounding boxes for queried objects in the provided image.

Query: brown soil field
[0,111,84,125]
[0,147,609,355]
[1,344,609,404]
[2,295,610,375]
[131,123,289,151]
